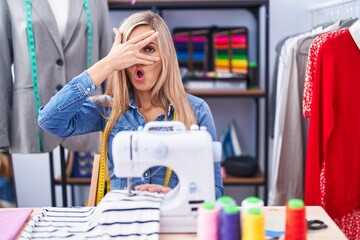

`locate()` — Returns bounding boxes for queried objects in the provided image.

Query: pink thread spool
[197,202,219,240]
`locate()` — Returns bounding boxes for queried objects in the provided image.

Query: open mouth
[135,69,145,80]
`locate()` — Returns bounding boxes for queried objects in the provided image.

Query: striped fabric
[20,190,164,239]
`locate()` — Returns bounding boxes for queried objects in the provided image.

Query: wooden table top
[3,206,346,239]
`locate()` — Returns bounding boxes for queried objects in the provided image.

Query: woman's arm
[39,29,160,137]
[38,71,105,137]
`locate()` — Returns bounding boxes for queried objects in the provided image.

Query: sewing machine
[112,121,221,233]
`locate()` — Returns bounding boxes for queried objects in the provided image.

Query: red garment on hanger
[302,29,346,118]
[305,29,360,220]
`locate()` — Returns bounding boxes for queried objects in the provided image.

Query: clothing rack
[48,147,69,207]
[309,0,360,27]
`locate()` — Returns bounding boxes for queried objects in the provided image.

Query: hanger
[339,18,358,28]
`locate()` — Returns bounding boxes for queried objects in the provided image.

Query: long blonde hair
[96,11,196,139]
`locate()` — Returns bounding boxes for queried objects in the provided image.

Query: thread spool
[242,208,265,240]
[285,199,307,240]
[241,196,264,215]
[219,205,241,240]
[216,195,236,209]
[197,202,219,240]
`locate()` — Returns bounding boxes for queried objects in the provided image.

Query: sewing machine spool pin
[126,177,136,196]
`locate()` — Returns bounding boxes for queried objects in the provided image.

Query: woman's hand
[106,28,160,72]
[135,184,171,193]
[87,28,159,86]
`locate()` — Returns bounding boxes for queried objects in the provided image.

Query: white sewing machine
[112,121,221,233]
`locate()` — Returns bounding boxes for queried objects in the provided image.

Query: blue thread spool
[219,205,241,240]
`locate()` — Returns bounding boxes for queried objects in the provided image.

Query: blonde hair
[95,11,196,139]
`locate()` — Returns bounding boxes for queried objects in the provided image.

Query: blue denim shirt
[38,71,224,198]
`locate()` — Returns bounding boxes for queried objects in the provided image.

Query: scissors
[307,219,328,230]
[267,220,328,239]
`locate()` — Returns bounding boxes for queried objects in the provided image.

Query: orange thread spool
[285,199,307,240]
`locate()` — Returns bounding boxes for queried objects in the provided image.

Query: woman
[38,11,224,198]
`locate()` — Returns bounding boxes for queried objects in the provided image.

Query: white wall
[12,0,327,207]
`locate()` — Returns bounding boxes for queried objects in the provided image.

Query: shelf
[108,0,267,2]
[223,171,264,185]
[186,88,266,97]
[108,0,269,10]
[54,177,91,185]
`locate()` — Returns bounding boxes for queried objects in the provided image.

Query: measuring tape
[163,113,176,187]
[96,121,111,205]
[25,0,44,152]
[83,0,93,68]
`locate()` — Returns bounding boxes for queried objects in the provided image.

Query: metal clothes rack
[309,0,360,27]
[49,146,69,207]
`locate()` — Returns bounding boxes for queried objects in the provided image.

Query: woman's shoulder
[186,93,206,105]
[186,93,211,113]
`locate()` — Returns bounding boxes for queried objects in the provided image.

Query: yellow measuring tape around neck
[96,122,111,205]
[96,112,177,204]
[163,113,176,187]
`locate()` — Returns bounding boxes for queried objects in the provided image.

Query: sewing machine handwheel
[143,121,186,132]
[151,141,168,159]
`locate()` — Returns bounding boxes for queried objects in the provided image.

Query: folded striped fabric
[20,190,164,239]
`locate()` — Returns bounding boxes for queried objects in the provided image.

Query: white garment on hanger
[47,0,70,39]
[349,20,360,49]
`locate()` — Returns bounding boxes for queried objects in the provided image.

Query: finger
[113,28,122,45]
[161,187,171,193]
[148,187,162,192]
[137,32,159,48]
[135,185,146,191]
[136,52,160,63]
[127,30,156,44]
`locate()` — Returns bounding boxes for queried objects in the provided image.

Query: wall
[12,0,326,207]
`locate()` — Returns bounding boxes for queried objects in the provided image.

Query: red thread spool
[285,199,307,240]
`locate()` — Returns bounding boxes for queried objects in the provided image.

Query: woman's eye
[144,46,155,53]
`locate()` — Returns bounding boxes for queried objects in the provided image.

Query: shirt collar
[128,91,175,118]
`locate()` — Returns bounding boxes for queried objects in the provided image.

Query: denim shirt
[38,71,224,198]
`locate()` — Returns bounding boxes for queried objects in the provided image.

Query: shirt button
[86,87,91,92]
[56,59,64,66]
